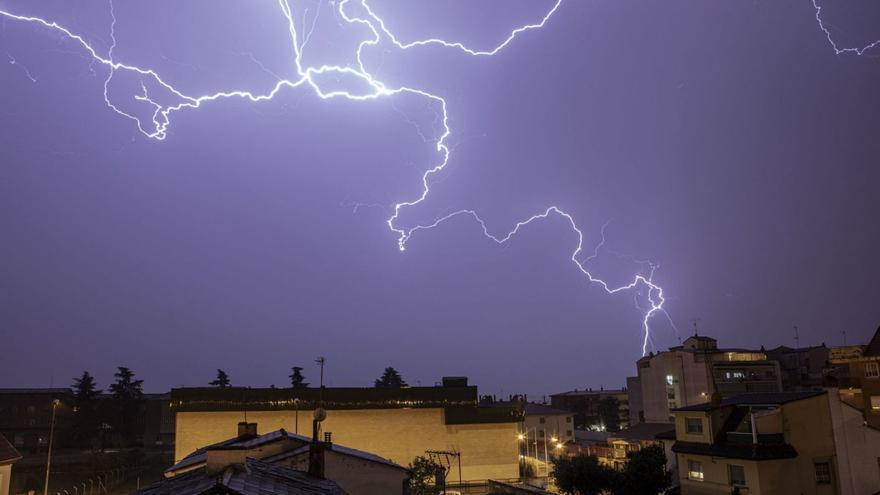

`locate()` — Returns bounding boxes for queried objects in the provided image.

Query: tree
[289,367,309,388]
[72,371,102,447]
[613,445,671,495]
[598,396,621,432]
[108,367,144,445]
[408,456,443,495]
[374,367,407,388]
[210,369,231,388]
[551,453,617,495]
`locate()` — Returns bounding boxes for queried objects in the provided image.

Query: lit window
[686,418,703,434]
[814,462,831,484]
[688,460,704,481]
[866,362,880,378]
[729,464,746,486]
[666,375,674,385]
[870,396,880,411]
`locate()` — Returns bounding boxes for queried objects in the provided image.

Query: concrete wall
[677,454,768,494]
[828,388,880,495]
[639,351,712,423]
[175,408,519,482]
[0,464,10,495]
[782,394,839,495]
[286,449,409,495]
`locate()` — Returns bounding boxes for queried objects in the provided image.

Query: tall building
[628,335,782,423]
[170,377,522,485]
[549,388,629,431]
[764,344,830,390]
[0,389,74,452]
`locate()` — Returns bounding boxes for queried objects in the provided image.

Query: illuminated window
[814,462,831,484]
[666,375,674,385]
[866,362,880,378]
[688,460,704,481]
[729,464,746,486]
[686,418,703,434]
[870,396,880,411]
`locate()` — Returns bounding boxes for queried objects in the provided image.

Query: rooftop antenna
[794,325,800,348]
[691,318,701,337]
[315,357,326,405]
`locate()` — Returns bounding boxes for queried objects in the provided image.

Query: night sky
[1,0,879,397]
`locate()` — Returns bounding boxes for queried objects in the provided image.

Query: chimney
[237,422,257,438]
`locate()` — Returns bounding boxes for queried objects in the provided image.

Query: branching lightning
[0,0,672,355]
[812,0,880,55]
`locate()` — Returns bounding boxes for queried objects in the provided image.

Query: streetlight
[43,399,60,495]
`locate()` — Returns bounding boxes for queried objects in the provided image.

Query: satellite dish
[314,407,327,422]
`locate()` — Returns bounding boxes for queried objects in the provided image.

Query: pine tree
[374,367,407,388]
[289,367,309,388]
[109,367,144,445]
[72,371,102,447]
[210,369,231,388]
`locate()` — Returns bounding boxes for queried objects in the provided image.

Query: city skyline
[1,0,879,396]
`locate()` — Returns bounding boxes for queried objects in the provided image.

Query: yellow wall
[175,408,519,482]
[674,413,713,444]
[285,450,409,495]
[677,454,765,495]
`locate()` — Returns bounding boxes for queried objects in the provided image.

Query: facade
[765,344,829,390]
[828,326,880,430]
[0,434,22,495]
[584,422,675,473]
[671,390,839,495]
[549,388,629,431]
[170,377,522,483]
[0,389,74,452]
[143,393,176,446]
[628,335,782,423]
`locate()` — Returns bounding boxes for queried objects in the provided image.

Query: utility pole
[315,357,326,407]
[43,399,59,495]
[794,325,800,348]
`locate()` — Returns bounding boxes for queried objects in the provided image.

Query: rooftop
[608,422,675,442]
[168,429,311,473]
[550,389,626,397]
[672,390,826,412]
[672,440,798,460]
[0,433,22,465]
[263,443,407,471]
[139,457,346,495]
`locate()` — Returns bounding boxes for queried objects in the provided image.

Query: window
[566,430,573,437]
[871,396,880,411]
[666,375,674,385]
[539,417,546,424]
[565,416,572,423]
[688,460,704,481]
[814,462,831,484]
[686,418,704,434]
[866,362,880,378]
[538,430,545,438]
[729,465,746,486]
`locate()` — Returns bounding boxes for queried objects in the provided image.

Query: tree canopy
[408,456,443,495]
[210,369,231,388]
[375,367,407,388]
[289,366,309,388]
[552,454,616,495]
[615,445,672,495]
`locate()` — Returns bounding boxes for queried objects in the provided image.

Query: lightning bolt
[813,0,880,55]
[0,0,670,355]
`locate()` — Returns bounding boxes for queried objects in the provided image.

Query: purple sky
[1,0,879,397]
